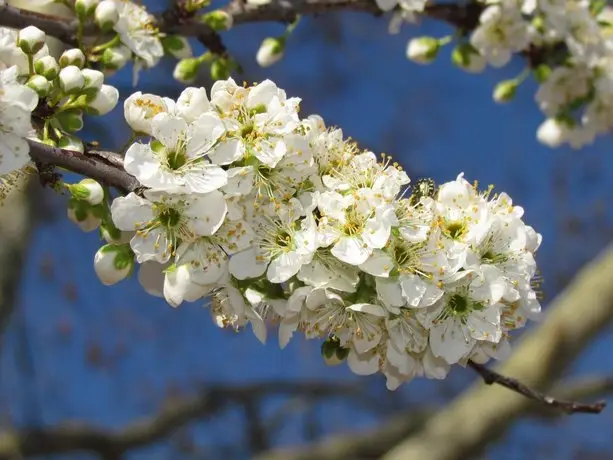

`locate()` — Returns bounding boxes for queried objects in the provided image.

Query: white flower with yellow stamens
[124,112,227,193]
[110,190,227,263]
[111,0,163,68]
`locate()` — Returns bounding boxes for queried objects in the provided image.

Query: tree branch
[0,0,484,48]
[0,381,377,458]
[468,361,606,415]
[27,140,139,194]
[0,1,78,46]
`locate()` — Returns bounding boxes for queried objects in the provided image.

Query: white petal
[429,318,474,365]
[183,165,228,193]
[267,251,304,283]
[229,247,267,280]
[347,303,387,317]
[359,250,394,277]
[400,274,443,308]
[331,236,371,265]
[111,193,154,230]
[347,349,379,375]
[186,191,227,236]
[466,307,502,342]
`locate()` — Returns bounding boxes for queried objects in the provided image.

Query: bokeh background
[2,1,613,458]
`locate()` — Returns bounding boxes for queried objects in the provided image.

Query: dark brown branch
[0,1,79,46]
[468,360,606,414]
[0,381,375,458]
[0,1,483,46]
[27,140,139,194]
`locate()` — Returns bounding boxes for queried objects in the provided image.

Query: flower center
[167,149,187,170]
[158,208,181,227]
[445,220,467,240]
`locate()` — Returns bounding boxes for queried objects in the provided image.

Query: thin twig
[468,360,606,414]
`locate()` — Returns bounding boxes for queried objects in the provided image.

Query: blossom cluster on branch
[394,0,613,148]
[4,2,594,394]
[69,78,541,389]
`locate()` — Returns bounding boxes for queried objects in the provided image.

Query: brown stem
[468,360,606,414]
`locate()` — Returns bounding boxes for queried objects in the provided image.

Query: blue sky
[1,3,613,459]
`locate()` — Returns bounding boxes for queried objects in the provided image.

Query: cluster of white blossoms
[383,0,613,148]
[0,25,118,180]
[85,78,543,389]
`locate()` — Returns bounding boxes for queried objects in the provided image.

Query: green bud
[210,57,232,81]
[201,10,233,31]
[321,336,349,366]
[173,57,203,84]
[533,64,551,83]
[34,56,59,80]
[256,37,285,68]
[27,74,51,98]
[493,79,518,103]
[406,36,440,64]
[451,43,486,73]
[56,109,84,133]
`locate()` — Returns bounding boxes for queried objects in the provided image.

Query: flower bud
[161,35,193,59]
[59,48,86,68]
[173,57,203,84]
[18,26,46,55]
[537,118,567,148]
[87,84,119,115]
[34,55,59,80]
[101,46,131,71]
[201,10,233,31]
[533,64,551,84]
[59,65,85,94]
[321,336,349,366]
[75,0,99,19]
[68,178,104,205]
[493,79,518,103]
[101,223,132,244]
[56,109,84,132]
[451,43,486,73]
[57,134,84,153]
[210,57,231,81]
[81,68,104,97]
[26,74,50,97]
[256,36,285,68]
[95,0,119,30]
[124,92,172,135]
[406,36,440,64]
[67,201,101,232]
[94,244,134,286]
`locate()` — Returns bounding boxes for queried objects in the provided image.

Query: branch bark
[381,241,613,460]
[0,0,484,47]
[27,140,139,194]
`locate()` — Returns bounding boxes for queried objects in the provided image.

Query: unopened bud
[95,0,119,30]
[57,135,84,153]
[56,109,84,132]
[18,26,46,55]
[537,118,567,148]
[210,57,231,81]
[59,48,86,68]
[201,10,233,31]
[82,68,105,96]
[87,84,119,115]
[161,35,193,59]
[451,43,486,73]
[493,79,518,103]
[406,36,440,64]
[34,55,59,80]
[173,57,203,84]
[256,36,285,68]
[75,0,99,19]
[26,74,50,97]
[59,65,85,94]
[94,244,134,286]
[67,200,101,232]
[101,46,131,71]
[68,178,104,205]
